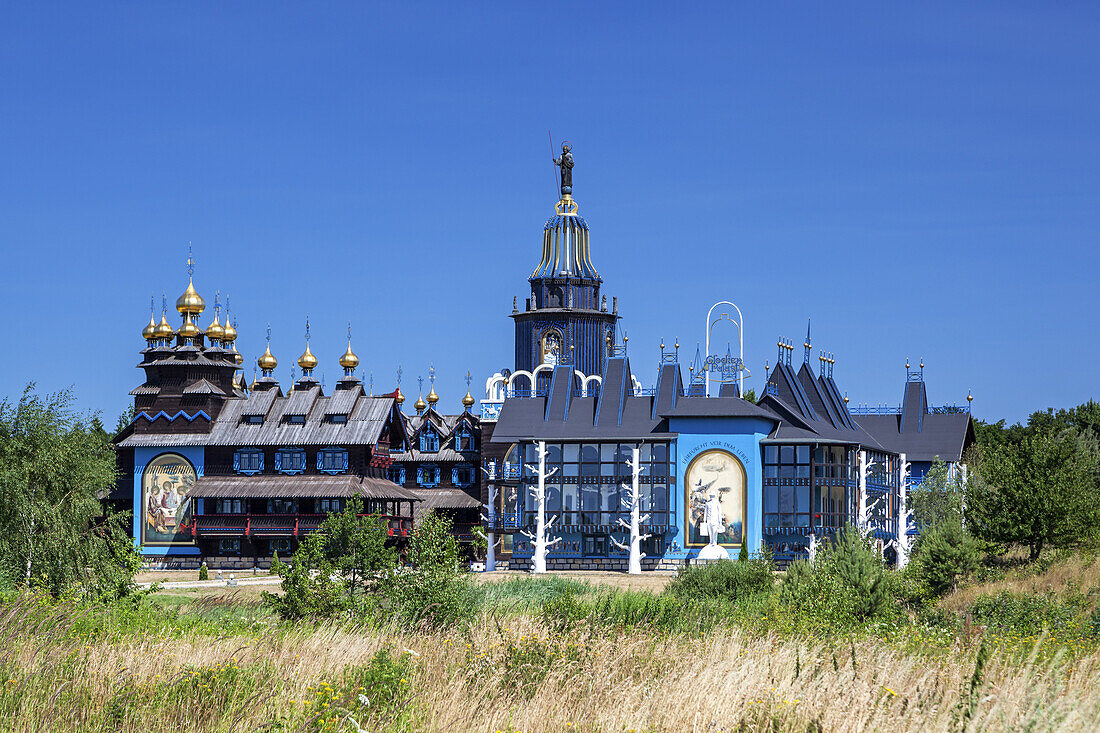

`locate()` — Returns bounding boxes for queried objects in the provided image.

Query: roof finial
[803,318,812,364]
[369,371,374,396]
[187,241,194,279]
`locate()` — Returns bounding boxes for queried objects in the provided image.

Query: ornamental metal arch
[704,301,749,398]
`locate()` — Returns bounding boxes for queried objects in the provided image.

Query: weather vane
[187,242,194,278]
[429,362,436,387]
[266,323,271,345]
[465,371,472,389]
[396,364,403,387]
[304,315,311,343]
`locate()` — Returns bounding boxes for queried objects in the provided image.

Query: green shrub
[830,528,890,620]
[969,591,1084,637]
[667,556,775,603]
[913,519,981,596]
[376,570,479,629]
[197,562,208,581]
[541,590,589,632]
[407,511,458,574]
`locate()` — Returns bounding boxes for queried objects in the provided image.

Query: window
[317,498,344,514]
[417,464,441,487]
[641,534,664,557]
[233,448,264,475]
[763,443,813,530]
[286,414,306,425]
[266,498,298,514]
[452,464,475,487]
[317,448,348,474]
[388,465,406,484]
[243,414,263,425]
[420,429,439,452]
[216,499,245,514]
[270,538,291,554]
[218,538,240,555]
[276,448,307,474]
[327,414,348,424]
[582,534,607,556]
[455,426,475,452]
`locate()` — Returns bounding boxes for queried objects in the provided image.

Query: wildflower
[884,687,897,697]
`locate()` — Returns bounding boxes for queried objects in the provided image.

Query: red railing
[189,513,413,538]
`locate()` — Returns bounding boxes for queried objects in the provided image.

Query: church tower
[512,143,618,379]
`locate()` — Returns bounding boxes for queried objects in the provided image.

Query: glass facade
[513,441,675,532]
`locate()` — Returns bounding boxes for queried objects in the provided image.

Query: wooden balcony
[188,513,413,538]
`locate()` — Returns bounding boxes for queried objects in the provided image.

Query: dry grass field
[3,583,1100,733]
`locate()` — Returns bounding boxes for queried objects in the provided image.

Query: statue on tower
[553,142,574,197]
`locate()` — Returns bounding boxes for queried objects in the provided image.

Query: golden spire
[297,317,317,372]
[206,292,224,343]
[178,312,200,339]
[175,245,205,315]
[155,313,174,340]
[462,371,475,409]
[414,393,428,412]
[142,295,157,340]
[395,386,405,404]
[339,324,359,370]
[221,297,237,343]
[426,363,438,405]
[258,325,278,371]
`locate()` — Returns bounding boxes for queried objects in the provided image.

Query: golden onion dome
[154,314,174,339]
[462,389,476,408]
[395,386,405,405]
[222,318,237,343]
[258,343,278,371]
[339,342,360,369]
[426,385,439,405]
[206,313,224,341]
[142,313,157,340]
[414,395,427,412]
[175,279,205,315]
[298,343,318,371]
[232,345,243,366]
[178,312,201,339]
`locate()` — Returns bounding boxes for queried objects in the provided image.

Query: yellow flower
[884,686,897,696]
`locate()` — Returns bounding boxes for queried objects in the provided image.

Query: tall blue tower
[512,144,618,380]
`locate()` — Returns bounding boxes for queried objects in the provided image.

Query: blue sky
[2,2,1097,425]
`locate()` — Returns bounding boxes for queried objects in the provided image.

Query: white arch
[705,300,746,398]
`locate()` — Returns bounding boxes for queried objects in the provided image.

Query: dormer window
[328,414,348,424]
[456,425,475,452]
[275,448,307,474]
[420,428,439,452]
[286,414,306,425]
[243,415,264,425]
[317,448,348,474]
[233,448,264,475]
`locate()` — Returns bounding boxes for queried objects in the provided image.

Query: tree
[608,444,650,574]
[830,527,890,620]
[910,459,964,530]
[0,385,137,599]
[913,518,980,595]
[407,510,458,574]
[319,497,396,603]
[966,425,1100,560]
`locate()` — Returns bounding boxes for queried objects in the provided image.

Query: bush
[913,519,981,596]
[667,556,775,603]
[407,511,458,574]
[198,562,208,581]
[376,569,478,629]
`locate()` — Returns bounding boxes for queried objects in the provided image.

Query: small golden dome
[154,314,174,339]
[142,313,157,340]
[462,389,476,408]
[178,313,200,339]
[967,391,973,402]
[426,385,439,405]
[232,345,243,366]
[339,342,359,369]
[395,387,405,404]
[175,279,205,315]
[298,343,317,371]
[258,343,278,371]
[414,395,427,411]
[222,319,237,343]
[206,313,224,341]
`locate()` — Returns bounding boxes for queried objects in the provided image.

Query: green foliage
[376,568,478,629]
[967,424,1100,560]
[406,510,458,574]
[913,519,981,596]
[263,531,345,620]
[969,590,1089,638]
[317,497,397,604]
[198,562,208,581]
[738,542,749,562]
[667,557,774,603]
[830,528,890,620]
[0,384,136,600]
[475,576,591,612]
[911,459,964,529]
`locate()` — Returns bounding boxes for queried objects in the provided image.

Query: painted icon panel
[141,453,196,546]
[685,449,746,547]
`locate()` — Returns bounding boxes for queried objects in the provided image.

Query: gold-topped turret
[155,313,174,340]
[178,312,200,340]
[175,248,205,315]
[426,385,439,405]
[206,313,224,342]
[462,389,475,409]
[298,343,317,371]
[222,318,237,343]
[142,312,157,341]
[414,393,427,412]
[340,342,359,370]
[395,386,405,405]
[258,343,278,371]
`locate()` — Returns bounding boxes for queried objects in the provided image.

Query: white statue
[697,490,730,560]
[807,532,818,564]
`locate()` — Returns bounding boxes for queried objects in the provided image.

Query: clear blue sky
[2,3,1097,426]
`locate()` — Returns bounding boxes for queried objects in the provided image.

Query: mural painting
[141,452,196,546]
[685,449,746,547]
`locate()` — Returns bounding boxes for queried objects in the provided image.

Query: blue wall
[669,416,771,560]
[133,445,205,556]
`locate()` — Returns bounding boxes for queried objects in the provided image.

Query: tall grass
[4,591,1100,732]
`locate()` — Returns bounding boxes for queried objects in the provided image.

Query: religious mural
[685,449,746,547]
[141,452,196,546]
